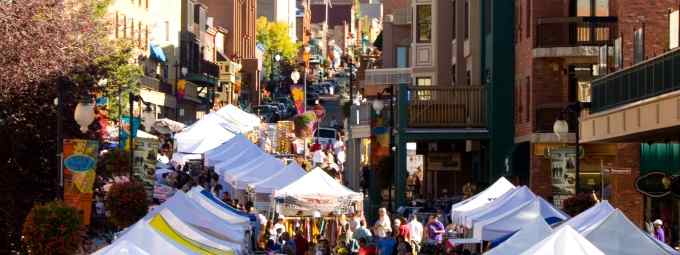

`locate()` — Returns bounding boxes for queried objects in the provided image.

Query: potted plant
[22,201,84,255]
[104,180,149,229]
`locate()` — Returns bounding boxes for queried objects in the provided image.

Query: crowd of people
[260,207,480,255]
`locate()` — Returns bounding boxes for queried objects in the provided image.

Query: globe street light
[291,70,300,84]
[74,97,95,133]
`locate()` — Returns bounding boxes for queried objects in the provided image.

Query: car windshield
[317,129,335,138]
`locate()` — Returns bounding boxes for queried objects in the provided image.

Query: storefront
[640,143,680,246]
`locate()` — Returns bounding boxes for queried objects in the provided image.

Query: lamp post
[304,46,311,112]
[175,64,188,122]
[271,53,281,99]
[291,70,301,111]
[553,102,591,194]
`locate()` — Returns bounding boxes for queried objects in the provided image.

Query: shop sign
[427,153,461,171]
[635,172,672,197]
[603,167,631,175]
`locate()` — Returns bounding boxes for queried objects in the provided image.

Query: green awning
[186,73,217,87]
[641,143,680,175]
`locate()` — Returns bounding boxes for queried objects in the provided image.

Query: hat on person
[654,219,663,225]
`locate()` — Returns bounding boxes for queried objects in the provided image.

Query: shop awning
[150,44,167,62]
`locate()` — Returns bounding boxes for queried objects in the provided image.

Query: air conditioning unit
[384,14,394,23]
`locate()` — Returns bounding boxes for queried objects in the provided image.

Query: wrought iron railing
[536,16,617,48]
[591,48,680,113]
[406,86,487,128]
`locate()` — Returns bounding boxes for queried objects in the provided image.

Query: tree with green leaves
[256,17,301,79]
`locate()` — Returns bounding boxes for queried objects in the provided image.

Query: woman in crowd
[373,208,392,238]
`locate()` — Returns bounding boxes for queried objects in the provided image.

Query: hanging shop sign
[547,147,577,208]
[63,139,99,225]
[635,172,672,198]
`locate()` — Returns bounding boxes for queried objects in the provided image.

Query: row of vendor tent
[486,201,679,255]
[452,177,679,255]
[174,105,261,154]
[94,186,255,255]
[202,133,362,215]
[451,178,569,241]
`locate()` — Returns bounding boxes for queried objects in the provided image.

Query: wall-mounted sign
[427,153,461,171]
[547,148,577,208]
[635,172,672,198]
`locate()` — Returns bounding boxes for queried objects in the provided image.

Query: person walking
[654,219,666,243]
[376,232,397,255]
[426,214,445,245]
[373,208,392,238]
[353,220,372,242]
[407,214,424,253]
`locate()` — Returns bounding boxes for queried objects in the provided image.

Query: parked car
[306,92,320,104]
[313,128,338,147]
[275,97,297,116]
[253,105,279,123]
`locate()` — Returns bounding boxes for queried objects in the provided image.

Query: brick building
[202,0,261,106]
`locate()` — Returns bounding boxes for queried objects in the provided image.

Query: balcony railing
[534,104,578,133]
[361,68,411,86]
[591,48,680,113]
[405,86,487,128]
[536,16,617,48]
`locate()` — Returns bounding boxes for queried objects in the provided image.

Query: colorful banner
[63,139,99,225]
[119,116,140,150]
[371,112,390,168]
[291,85,305,114]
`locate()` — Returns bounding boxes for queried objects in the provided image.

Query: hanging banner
[371,112,390,170]
[291,85,305,114]
[134,136,159,202]
[547,147,577,208]
[119,116,140,150]
[63,139,99,225]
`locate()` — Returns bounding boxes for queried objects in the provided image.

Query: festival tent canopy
[153,118,185,134]
[461,186,535,228]
[91,222,197,255]
[186,187,251,226]
[136,129,159,140]
[556,200,615,233]
[219,154,285,191]
[519,226,605,255]
[171,152,202,167]
[249,162,307,194]
[484,218,553,255]
[175,113,236,153]
[274,168,362,214]
[204,134,263,167]
[473,197,569,241]
[154,208,242,255]
[214,105,261,134]
[584,210,679,255]
[451,177,515,225]
[145,191,248,245]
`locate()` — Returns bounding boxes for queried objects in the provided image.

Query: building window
[416,5,432,43]
[396,47,409,68]
[452,65,456,85]
[452,0,456,39]
[415,77,433,100]
[525,0,531,38]
[573,0,608,17]
[634,27,645,64]
[464,0,469,39]
[194,4,200,24]
[466,70,470,85]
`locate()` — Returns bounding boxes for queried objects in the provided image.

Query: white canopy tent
[451,177,515,225]
[156,208,243,255]
[174,113,236,154]
[462,186,535,228]
[519,226,605,255]
[584,210,679,255]
[484,218,553,255]
[274,168,363,215]
[92,222,196,255]
[219,154,285,191]
[249,162,307,194]
[204,134,263,167]
[185,187,251,227]
[214,105,261,134]
[170,152,202,168]
[144,191,248,245]
[473,196,568,241]
[556,200,615,233]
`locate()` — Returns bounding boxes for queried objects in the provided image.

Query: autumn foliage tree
[256,17,301,79]
[0,0,114,251]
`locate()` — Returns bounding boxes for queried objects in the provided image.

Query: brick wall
[529,149,552,200]
[612,0,675,68]
[610,143,644,227]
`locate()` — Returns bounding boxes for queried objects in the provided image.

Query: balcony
[186,59,219,87]
[404,86,487,128]
[386,8,412,25]
[534,104,578,133]
[591,48,680,113]
[535,16,617,48]
[360,68,411,86]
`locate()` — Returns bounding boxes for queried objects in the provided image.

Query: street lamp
[291,70,300,84]
[372,99,384,114]
[74,96,96,133]
[553,102,591,194]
